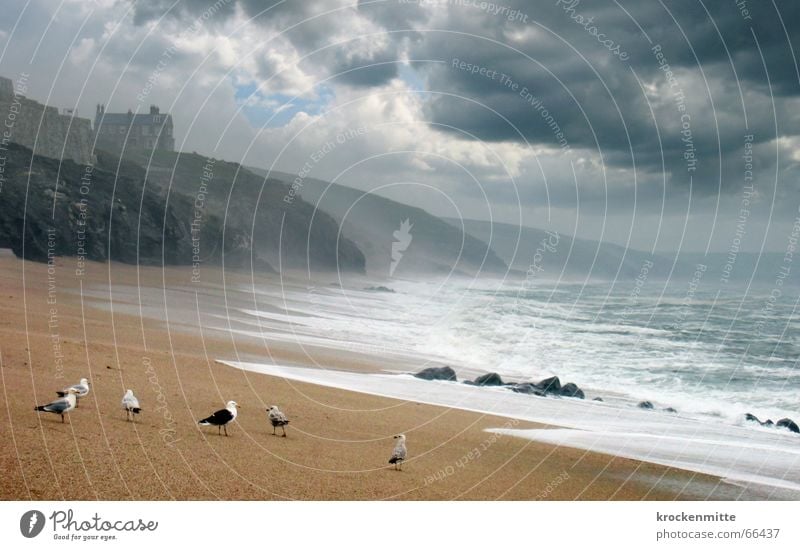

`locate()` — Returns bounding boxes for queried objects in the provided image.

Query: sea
[230,275,800,423]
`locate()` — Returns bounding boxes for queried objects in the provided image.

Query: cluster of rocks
[745,413,799,434]
[412,368,799,437]
[413,367,585,399]
[637,401,677,413]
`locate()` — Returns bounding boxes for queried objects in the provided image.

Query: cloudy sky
[2,0,800,253]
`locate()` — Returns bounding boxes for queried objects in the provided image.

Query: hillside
[249,169,508,278]
[119,149,365,273]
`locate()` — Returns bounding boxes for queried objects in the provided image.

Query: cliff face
[0,143,254,270]
[0,142,365,275]
[0,75,94,165]
[120,149,366,273]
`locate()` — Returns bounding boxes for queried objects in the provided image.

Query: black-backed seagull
[199,400,239,436]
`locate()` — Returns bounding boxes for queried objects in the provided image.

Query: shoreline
[221,360,800,499]
[0,254,770,500]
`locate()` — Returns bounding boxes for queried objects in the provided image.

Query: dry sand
[0,254,747,500]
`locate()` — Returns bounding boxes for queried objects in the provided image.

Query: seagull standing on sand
[121,389,142,422]
[388,434,407,470]
[57,378,90,407]
[198,401,239,436]
[35,389,78,423]
[267,405,289,437]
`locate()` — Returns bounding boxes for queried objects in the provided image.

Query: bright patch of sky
[234,81,334,127]
[398,63,426,93]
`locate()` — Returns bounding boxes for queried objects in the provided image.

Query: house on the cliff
[93,105,174,155]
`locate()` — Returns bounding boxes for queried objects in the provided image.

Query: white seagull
[388,434,407,470]
[57,378,90,407]
[35,389,78,423]
[121,389,142,422]
[267,405,290,437]
[198,400,239,436]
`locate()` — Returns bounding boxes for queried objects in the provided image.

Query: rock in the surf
[471,372,505,387]
[559,382,585,399]
[776,418,800,434]
[537,376,561,394]
[745,413,762,424]
[745,413,777,428]
[638,401,654,410]
[509,383,545,396]
[414,366,457,382]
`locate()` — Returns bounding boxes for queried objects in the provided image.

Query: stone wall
[0,76,94,165]
[0,77,13,97]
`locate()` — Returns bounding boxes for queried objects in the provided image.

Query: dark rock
[509,383,545,396]
[559,382,584,399]
[413,366,457,382]
[637,401,654,410]
[592,397,604,402]
[745,413,779,428]
[745,413,770,426]
[745,413,762,424]
[365,285,395,293]
[777,418,800,434]
[664,407,678,413]
[537,376,561,393]
[472,372,504,387]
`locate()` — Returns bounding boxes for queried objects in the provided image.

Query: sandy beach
[0,254,748,500]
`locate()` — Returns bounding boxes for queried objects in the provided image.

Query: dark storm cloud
[329,52,399,86]
[392,0,800,194]
[130,0,238,26]
[627,0,800,96]
[356,0,429,35]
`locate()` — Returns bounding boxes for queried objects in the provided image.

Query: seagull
[198,401,239,436]
[388,434,407,470]
[121,389,142,422]
[35,389,78,423]
[267,405,289,437]
[57,378,90,407]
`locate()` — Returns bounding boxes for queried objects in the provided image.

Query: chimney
[150,105,159,115]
